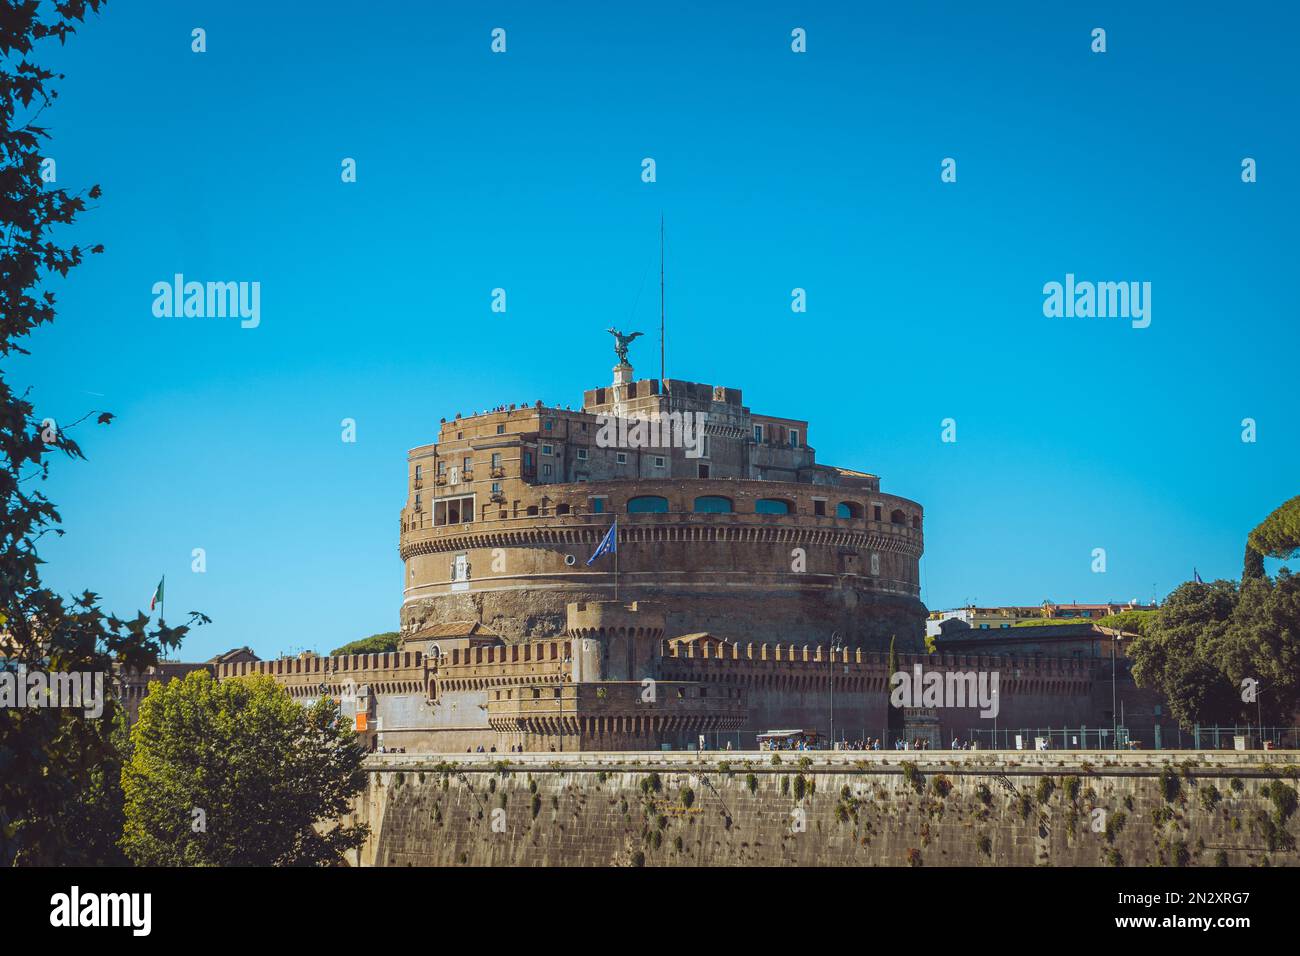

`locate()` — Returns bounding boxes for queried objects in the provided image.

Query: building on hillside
[926,601,1156,637]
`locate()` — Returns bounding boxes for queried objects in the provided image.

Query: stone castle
[115,345,1175,753]
[398,350,926,649]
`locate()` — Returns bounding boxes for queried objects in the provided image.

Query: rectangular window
[753,424,764,443]
[616,452,628,465]
[654,456,666,468]
[813,499,826,516]
[576,448,588,460]
[414,493,421,510]
[491,453,501,468]
[523,451,533,469]
[496,424,505,435]
[592,497,606,514]
[873,504,882,521]
[542,463,552,477]
[414,464,422,480]
[790,430,800,447]
[545,418,554,431]
[437,461,446,476]
[462,457,472,472]
[542,444,553,456]
[433,494,475,526]
[698,463,710,479]
[491,482,501,494]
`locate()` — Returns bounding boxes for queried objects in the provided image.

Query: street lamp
[828,632,843,750]
[1252,681,1265,749]
[1110,631,1120,749]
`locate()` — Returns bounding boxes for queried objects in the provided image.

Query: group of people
[887,737,976,751]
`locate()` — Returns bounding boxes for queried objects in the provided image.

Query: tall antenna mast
[659,214,665,387]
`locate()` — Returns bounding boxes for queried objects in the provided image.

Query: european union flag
[587,520,617,565]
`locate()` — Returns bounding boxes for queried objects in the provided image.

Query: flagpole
[614,521,619,603]
[659,213,665,386]
[160,574,165,625]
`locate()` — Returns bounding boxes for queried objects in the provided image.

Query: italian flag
[150,576,164,612]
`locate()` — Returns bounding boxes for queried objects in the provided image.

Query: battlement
[436,640,570,669]
[212,651,424,683]
[654,640,1094,700]
[566,600,666,639]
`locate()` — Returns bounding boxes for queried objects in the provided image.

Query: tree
[1223,569,1300,725]
[40,707,131,865]
[121,671,369,866]
[1095,609,1157,637]
[1160,657,1241,731]
[1,0,204,865]
[1128,580,1241,730]
[885,636,904,738]
[1248,495,1300,562]
[1129,568,1300,729]
[330,631,401,656]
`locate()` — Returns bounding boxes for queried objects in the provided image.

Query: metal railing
[961,725,1300,751]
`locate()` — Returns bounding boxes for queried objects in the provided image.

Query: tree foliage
[1095,609,1157,637]
[39,706,131,865]
[1248,495,1300,562]
[1129,549,1300,728]
[1128,580,1240,729]
[330,631,401,656]
[1243,542,1266,582]
[121,671,369,866]
[1,0,206,865]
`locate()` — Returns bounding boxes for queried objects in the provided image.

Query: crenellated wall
[187,599,1141,755]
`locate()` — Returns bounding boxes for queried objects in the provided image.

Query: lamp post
[1110,632,1118,749]
[828,631,843,750]
[1253,682,1265,749]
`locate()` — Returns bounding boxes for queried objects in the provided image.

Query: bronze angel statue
[606,327,643,365]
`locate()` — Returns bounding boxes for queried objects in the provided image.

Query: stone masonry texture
[345,751,1300,867]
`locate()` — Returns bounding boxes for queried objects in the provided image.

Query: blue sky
[16,1,1298,659]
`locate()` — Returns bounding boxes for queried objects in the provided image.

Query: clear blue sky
[17,1,1298,660]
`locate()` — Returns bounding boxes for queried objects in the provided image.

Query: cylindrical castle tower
[399,361,926,651]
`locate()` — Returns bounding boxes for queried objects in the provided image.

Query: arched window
[755,498,792,515]
[627,495,670,513]
[837,501,863,519]
[890,508,907,525]
[693,495,733,514]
